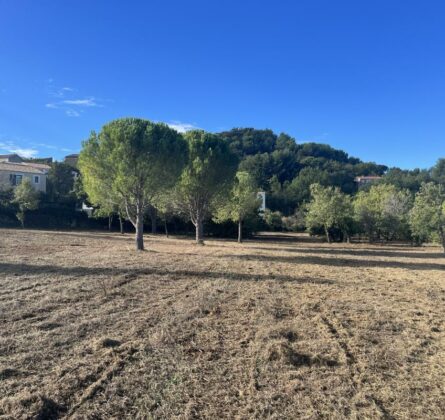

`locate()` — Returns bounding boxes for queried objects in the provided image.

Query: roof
[22,162,51,172]
[65,154,79,158]
[0,153,22,160]
[0,162,48,174]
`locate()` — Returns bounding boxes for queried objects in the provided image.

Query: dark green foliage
[219,128,279,158]
[178,130,238,243]
[79,118,187,250]
[381,167,431,193]
[431,158,445,186]
[218,128,388,215]
[47,162,77,203]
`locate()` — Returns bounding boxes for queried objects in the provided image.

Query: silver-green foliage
[409,182,445,251]
[306,183,353,242]
[354,184,412,241]
[13,178,39,228]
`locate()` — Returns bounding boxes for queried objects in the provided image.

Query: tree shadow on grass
[245,245,445,260]
[0,263,335,285]
[223,253,445,271]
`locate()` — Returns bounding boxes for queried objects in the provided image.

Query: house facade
[0,154,50,193]
[354,176,382,186]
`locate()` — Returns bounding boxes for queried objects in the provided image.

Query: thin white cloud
[44,80,106,117]
[166,121,200,133]
[31,142,74,153]
[63,97,102,107]
[66,109,81,117]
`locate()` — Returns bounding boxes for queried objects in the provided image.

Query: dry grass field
[0,229,444,419]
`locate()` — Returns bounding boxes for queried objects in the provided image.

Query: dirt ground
[0,229,444,419]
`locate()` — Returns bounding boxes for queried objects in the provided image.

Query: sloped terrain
[0,229,444,419]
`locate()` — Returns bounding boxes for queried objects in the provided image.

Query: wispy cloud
[33,142,74,153]
[166,121,200,133]
[66,109,81,117]
[62,97,102,107]
[0,141,39,158]
[45,79,106,117]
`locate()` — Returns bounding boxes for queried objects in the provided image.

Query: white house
[0,154,50,193]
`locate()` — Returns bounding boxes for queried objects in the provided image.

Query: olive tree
[13,179,40,228]
[409,183,445,251]
[214,171,260,242]
[306,183,353,242]
[354,184,412,241]
[78,118,187,250]
[177,130,238,244]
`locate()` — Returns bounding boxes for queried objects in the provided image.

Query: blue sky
[0,0,444,168]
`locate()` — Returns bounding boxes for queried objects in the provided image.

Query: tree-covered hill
[218,128,388,214]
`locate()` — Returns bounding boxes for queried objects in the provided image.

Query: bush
[264,209,283,230]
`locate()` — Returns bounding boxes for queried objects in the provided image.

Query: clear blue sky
[1,0,444,168]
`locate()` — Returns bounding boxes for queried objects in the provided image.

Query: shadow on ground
[223,253,445,271]
[0,262,335,285]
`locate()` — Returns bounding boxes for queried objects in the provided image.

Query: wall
[0,170,47,193]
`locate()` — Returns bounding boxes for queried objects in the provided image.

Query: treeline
[1,119,444,251]
[301,182,445,251]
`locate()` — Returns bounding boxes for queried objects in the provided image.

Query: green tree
[431,158,445,186]
[214,171,260,242]
[354,184,412,241]
[13,179,40,228]
[285,167,330,208]
[264,209,283,231]
[409,183,445,251]
[46,162,76,202]
[78,118,187,250]
[306,184,353,243]
[178,130,238,244]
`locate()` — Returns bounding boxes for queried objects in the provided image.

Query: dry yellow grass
[0,229,444,419]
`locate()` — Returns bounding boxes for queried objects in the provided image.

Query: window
[34,176,40,184]
[9,174,22,186]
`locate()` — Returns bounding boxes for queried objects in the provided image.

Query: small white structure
[354,176,382,186]
[80,202,94,217]
[257,191,266,213]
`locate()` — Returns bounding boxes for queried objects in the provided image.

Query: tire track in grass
[61,277,204,418]
[320,314,394,419]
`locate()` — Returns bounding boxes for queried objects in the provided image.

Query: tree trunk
[195,217,204,245]
[119,214,124,234]
[135,212,144,251]
[164,219,169,238]
[151,207,157,234]
[108,214,113,231]
[324,226,331,243]
[440,226,445,253]
[238,220,243,243]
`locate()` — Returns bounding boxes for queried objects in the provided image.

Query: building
[257,191,266,212]
[0,154,50,193]
[354,176,382,186]
[64,154,79,168]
